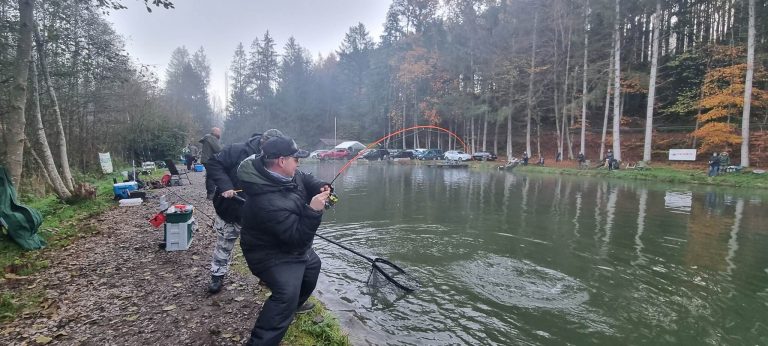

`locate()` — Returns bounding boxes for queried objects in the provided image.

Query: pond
[299,161,768,345]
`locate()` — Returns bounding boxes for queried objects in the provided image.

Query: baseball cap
[261,136,310,159]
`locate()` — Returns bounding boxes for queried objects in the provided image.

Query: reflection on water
[664,191,693,214]
[298,162,768,345]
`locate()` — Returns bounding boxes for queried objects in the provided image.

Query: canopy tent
[334,141,366,151]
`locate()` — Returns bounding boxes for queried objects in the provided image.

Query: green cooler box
[164,205,196,251]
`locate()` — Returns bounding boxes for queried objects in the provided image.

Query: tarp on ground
[0,166,45,250]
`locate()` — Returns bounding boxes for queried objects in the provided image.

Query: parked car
[318,148,351,160]
[418,149,444,160]
[309,150,329,159]
[412,148,427,158]
[444,150,472,161]
[362,148,390,160]
[391,150,415,159]
[472,151,497,161]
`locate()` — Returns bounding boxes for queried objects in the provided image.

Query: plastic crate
[165,205,193,223]
[164,217,196,251]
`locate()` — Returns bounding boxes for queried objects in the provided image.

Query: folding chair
[164,159,191,185]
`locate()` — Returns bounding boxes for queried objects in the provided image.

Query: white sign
[668,149,697,161]
[98,152,113,174]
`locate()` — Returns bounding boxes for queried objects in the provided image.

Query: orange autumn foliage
[693,53,768,152]
[691,122,742,151]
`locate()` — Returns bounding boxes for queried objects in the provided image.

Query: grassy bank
[508,164,768,188]
[0,170,162,321]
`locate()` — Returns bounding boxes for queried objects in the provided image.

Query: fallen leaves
[34,335,52,344]
[1,174,266,344]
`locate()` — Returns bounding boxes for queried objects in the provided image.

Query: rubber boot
[208,275,224,294]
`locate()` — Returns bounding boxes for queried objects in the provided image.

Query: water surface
[300,161,768,345]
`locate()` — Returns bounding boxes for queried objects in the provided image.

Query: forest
[0,0,766,200]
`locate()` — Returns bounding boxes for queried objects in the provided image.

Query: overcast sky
[107,0,391,107]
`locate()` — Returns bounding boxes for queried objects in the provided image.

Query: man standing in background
[184,143,200,171]
[199,127,222,200]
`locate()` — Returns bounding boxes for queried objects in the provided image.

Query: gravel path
[0,172,262,345]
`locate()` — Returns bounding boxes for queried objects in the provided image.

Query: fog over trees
[1,0,766,199]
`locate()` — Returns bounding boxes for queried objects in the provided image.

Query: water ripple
[451,253,589,309]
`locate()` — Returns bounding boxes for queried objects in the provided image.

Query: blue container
[113,182,138,199]
[194,164,205,172]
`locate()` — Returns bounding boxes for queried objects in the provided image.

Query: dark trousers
[247,249,321,346]
[202,163,215,196]
[709,164,720,177]
[184,154,194,170]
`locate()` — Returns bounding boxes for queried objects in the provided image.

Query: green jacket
[198,134,222,164]
[718,154,730,166]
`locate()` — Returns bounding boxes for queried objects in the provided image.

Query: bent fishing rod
[328,125,469,185]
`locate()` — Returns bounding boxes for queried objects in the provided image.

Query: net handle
[315,233,375,264]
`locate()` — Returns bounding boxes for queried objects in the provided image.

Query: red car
[318,148,351,160]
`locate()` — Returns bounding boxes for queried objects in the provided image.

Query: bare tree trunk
[506,111,513,160]
[612,0,623,161]
[493,120,500,155]
[580,0,590,155]
[506,82,514,161]
[482,109,488,152]
[600,42,615,161]
[526,10,538,156]
[740,0,754,167]
[469,117,477,150]
[413,93,419,148]
[34,24,74,190]
[553,22,562,157]
[643,1,661,162]
[5,0,35,188]
[402,92,407,149]
[536,110,541,157]
[562,22,573,159]
[24,140,51,187]
[566,67,576,159]
[29,55,72,199]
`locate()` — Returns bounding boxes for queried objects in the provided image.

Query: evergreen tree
[164,46,213,134]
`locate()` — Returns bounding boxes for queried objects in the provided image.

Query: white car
[309,150,329,159]
[444,150,471,161]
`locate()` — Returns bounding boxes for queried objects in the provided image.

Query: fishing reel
[324,192,339,209]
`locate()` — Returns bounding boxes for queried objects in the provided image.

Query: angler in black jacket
[204,129,284,294]
[237,135,330,346]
